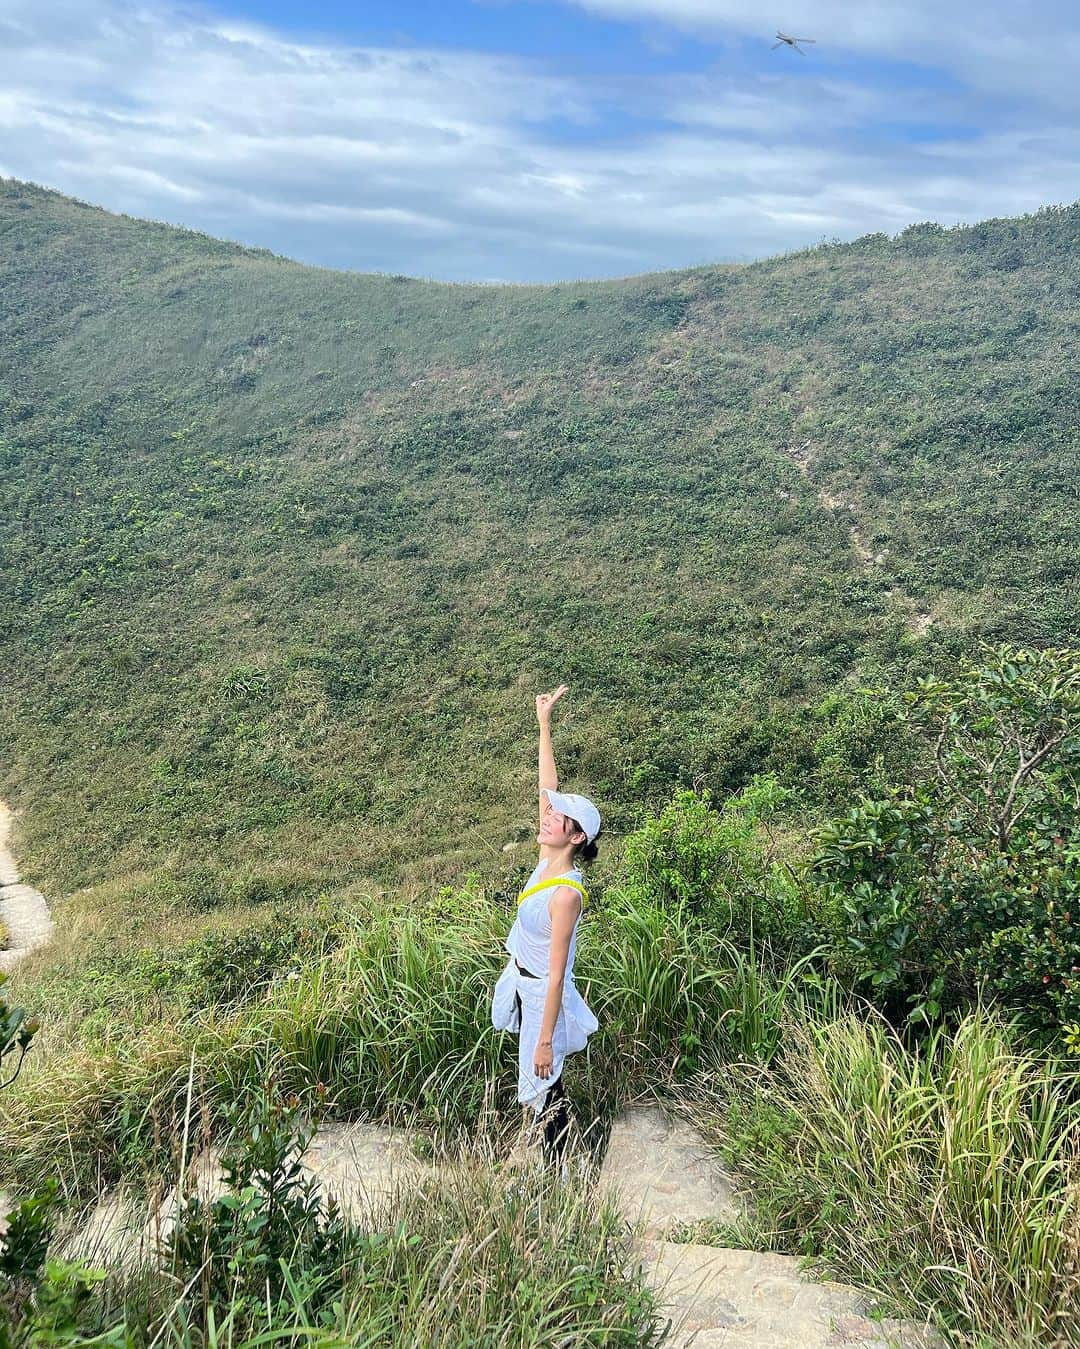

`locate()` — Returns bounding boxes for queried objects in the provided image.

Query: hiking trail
[0,802,53,975]
[1,1100,943,1346]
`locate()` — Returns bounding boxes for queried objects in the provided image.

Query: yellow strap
[517,877,589,910]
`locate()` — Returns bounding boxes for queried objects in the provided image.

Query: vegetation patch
[689,1007,1080,1348]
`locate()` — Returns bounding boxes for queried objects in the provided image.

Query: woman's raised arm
[536,684,568,827]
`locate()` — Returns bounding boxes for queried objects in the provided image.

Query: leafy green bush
[0,1180,58,1284]
[622,789,726,913]
[0,973,37,1089]
[0,1181,127,1348]
[5,1259,126,1348]
[811,645,1080,1040]
[93,916,336,1012]
[166,1078,352,1335]
[802,685,925,811]
[811,793,943,1022]
[621,777,806,944]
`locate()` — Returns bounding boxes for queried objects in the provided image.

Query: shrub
[95,917,336,1012]
[166,1077,353,1334]
[0,972,37,1089]
[0,1180,58,1283]
[804,685,924,811]
[0,1181,126,1347]
[620,777,806,945]
[811,645,1080,1040]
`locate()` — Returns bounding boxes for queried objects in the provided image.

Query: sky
[1,0,1078,282]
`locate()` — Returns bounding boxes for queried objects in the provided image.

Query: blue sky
[1,0,1078,281]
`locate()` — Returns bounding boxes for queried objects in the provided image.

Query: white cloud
[563,0,1080,109]
[102,163,204,199]
[0,0,1077,280]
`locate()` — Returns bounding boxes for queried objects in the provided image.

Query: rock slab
[643,1242,941,1348]
[599,1103,740,1236]
[300,1120,433,1217]
[0,802,54,972]
[600,1104,942,1349]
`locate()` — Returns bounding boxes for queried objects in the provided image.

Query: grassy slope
[1,184,1078,1346]
[1,180,1077,906]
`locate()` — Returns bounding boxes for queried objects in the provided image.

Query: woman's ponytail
[571,820,600,866]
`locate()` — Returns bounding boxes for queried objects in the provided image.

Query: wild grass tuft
[687,1004,1080,1348]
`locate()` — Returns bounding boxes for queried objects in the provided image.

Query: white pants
[491,956,598,1110]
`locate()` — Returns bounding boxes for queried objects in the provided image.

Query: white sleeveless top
[504,857,585,978]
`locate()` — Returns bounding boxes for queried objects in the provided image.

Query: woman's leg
[514,986,569,1159]
[539,1074,570,1162]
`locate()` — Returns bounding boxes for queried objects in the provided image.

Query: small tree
[910,644,1080,854]
[812,645,1080,1041]
[166,1076,349,1334]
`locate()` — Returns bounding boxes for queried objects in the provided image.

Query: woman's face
[538,808,585,849]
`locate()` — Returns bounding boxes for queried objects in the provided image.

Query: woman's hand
[533,1040,554,1079]
[536,684,569,725]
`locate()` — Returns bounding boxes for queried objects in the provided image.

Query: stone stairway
[1,1100,943,1346]
[599,1103,942,1348]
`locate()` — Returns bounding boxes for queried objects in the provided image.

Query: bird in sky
[772,31,817,54]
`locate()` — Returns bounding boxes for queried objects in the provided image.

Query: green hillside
[2,179,1080,1349]
[1,178,1077,901]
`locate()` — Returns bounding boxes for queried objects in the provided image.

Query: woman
[491,683,601,1164]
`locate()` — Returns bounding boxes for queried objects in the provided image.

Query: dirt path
[0,801,54,973]
[783,439,935,637]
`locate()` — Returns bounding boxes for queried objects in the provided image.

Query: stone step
[0,883,55,971]
[598,1103,740,1236]
[640,1241,942,1349]
[599,1103,942,1348]
[300,1119,434,1216]
[58,1120,436,1268]
[60,1148,227,1268]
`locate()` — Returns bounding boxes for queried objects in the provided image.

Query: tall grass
[688,1006,1080,1348]
[584,890,823,1076]
[32,1140,668,1346]
[0,888,802,1198]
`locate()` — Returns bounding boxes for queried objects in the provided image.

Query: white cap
[542,788,602,843]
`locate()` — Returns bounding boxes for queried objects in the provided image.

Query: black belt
[515,959,539,979]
